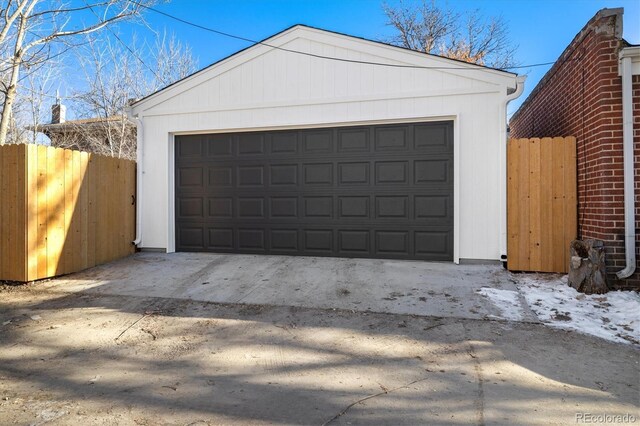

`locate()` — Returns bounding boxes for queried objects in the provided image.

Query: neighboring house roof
[130,24,518,112]
[36,116,134,134]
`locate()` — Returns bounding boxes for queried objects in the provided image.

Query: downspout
[500,75,526,261]
[616,53,636,279]
[131,113,144,246]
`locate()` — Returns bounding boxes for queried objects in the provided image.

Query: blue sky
[119,0,640,115]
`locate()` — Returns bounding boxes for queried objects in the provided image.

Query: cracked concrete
[1,253,638,425]
[45,252,539,322]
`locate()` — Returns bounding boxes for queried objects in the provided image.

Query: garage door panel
[338,196,370,219]
[270,229,299,252]
[237,166,264,186]
[414,159,452,185]
[303,163,333,185]
[414,123,452,152]
[178,197,203,218]
[206,134,233,157]
[303,130,333,153]
[176,121,453,260]
[178,136,203,157]
[415,195,452,221]
[269,164,298,186]
[237,197,265,218]
[208,228,234,250]
[375,126,409,151]
[337,129,369,153]
[209,197,233,218]
[303,229,334,253]
[375,230,409,256]
[178,167,204,188]
[375,161,408,185]
[303,196,333,218]
[338,162,370,185]
[178,226,205,250]
[415,230,451,257]
[338,230,370,254]
[238,133,265,155]
[375,196,409,219]
[238,229,266,251]
[208,167,233,187]
[270,133,298,154]
[269,197,298,218]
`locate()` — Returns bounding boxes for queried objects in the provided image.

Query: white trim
[500,76,526,261]
[132,115,144,246]
[167,133,176,253]
[165,115,459,260]
[140,87,500,118]
[453,116,461,264]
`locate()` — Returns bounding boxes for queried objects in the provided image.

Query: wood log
[568,239,608,294]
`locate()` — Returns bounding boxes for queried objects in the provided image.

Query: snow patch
[477,287,525,321]
[516,275,640,346]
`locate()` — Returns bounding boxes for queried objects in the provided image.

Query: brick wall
[510,8,639,289]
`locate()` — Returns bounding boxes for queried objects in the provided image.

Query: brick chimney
[51,94,66,124]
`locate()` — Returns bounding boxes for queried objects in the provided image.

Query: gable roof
[130,24,518,113]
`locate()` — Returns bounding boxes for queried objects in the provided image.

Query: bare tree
[0,0,151,145]
[53,31,197,159]
[382,0,517,69]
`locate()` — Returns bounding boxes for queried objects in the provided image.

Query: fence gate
[507,137,577,273]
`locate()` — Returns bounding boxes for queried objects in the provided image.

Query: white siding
[131,26,520,261]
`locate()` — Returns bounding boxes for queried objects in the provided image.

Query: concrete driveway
[47,252,538,322]
[1,253,638,425]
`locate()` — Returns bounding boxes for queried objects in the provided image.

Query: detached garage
[129,25,524,263]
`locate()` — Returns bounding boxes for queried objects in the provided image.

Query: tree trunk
[568,239,608,294]
[0,14,27,146]
[0,57,22,145]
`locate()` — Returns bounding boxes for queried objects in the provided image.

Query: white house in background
[128,24,525,263]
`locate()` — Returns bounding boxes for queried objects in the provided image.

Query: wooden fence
[0,144,136,282]
[507,137,577,273]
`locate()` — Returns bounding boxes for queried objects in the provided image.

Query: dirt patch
[0,284,637,425]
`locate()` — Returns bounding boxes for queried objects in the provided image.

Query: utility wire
[84,0,162,82]
[130,0,560,72]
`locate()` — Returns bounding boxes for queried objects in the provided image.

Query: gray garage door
[175,121,453,260]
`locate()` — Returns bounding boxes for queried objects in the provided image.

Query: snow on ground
[516,275,639,346]
[477,287,525,321]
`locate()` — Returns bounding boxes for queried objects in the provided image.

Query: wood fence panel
[0,145,27,281]
[0,144,135,282]
[507,137,577,273]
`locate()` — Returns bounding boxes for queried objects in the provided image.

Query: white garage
[129,24,524,263]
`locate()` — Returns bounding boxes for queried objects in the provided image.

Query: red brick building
[509,8,639,289]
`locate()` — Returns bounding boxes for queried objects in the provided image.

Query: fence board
[0,144,135,282]
[563,136,578,273]
[507,137,577,273]
[26,145,38,280]
[517,139,530,269]
[36,145,49,278]
[528,138,541,270]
